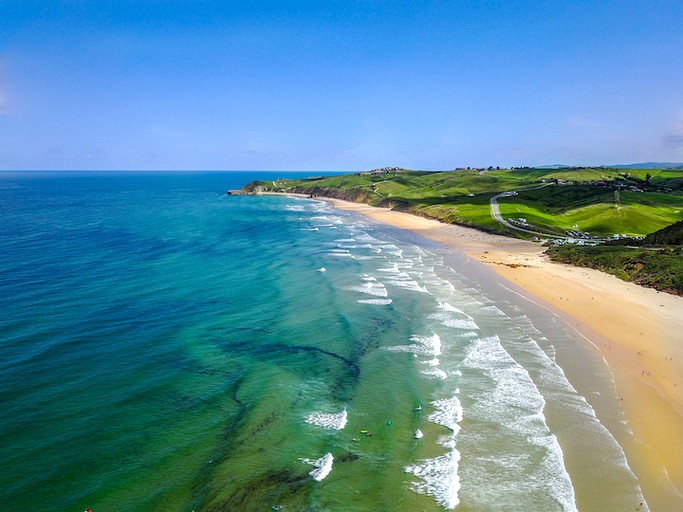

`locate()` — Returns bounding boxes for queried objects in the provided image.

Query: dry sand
[323,197,683,510]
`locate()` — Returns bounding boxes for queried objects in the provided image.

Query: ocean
[0,171,648,511]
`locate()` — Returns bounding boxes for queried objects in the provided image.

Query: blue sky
[1,0,682,171]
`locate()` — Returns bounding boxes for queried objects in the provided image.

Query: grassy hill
[499,187,682,236]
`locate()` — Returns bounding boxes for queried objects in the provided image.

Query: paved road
[490,186,618,244]
[490,190,563,239]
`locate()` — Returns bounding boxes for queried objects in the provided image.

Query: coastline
[320,196,683,510]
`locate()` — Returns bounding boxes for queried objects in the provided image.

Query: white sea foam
[422,367,448,379]
[428,395,463,434]
[479,304,506,316]
[429,311,479,331]
[385,277,429,293]
[438,302,465,314]
[305,408,348,430]
[327,251,354,258]
[344,281,388,297]
[354,254,384,261]
[424,278,456,296]
[413,333,442,357]
[384,333,442,357]
[379,243,402,255]
[311,215,342,225]
[300,453,334,481]
[463,336,546,430]
[357,298,393,305]
[405,448,461,509]
[457,331,479,338]
[384,345,415,353]
[405,393,463,508]
[376,263,399,273]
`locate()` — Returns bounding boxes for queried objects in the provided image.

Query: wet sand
[322,197,683,511]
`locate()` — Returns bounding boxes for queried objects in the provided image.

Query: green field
[498,187,683,237]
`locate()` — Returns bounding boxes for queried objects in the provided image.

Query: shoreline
[319,196,683,510]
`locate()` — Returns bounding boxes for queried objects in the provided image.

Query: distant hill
[607,162,683,170]
[537,164,571,169]
[537,163,683,170]
[642,220,683,246]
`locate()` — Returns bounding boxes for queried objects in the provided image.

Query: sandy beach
[323,197,683,511]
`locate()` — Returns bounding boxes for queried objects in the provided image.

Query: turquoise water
[0,172,648,511]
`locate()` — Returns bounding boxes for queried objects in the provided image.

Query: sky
[1,0,682,171]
